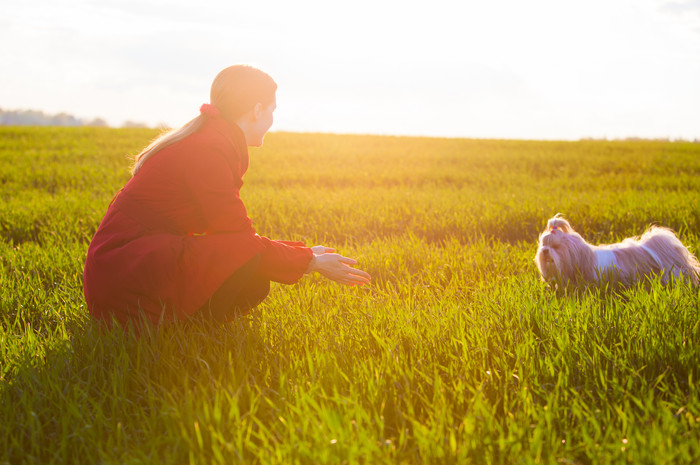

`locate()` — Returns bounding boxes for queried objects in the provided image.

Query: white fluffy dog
[535,215,700,287]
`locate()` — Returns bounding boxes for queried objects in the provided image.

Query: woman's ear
[252,102,263,120]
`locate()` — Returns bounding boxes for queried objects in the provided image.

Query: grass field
[1,126,699,464]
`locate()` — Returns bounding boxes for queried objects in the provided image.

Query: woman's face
[248,96,276,147]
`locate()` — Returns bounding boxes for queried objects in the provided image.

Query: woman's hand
[311,245,335,255]
[306,247,371,286]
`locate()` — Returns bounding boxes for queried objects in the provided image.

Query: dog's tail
[642,227,700,285]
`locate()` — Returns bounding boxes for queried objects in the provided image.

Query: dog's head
[535,215,595,285]
[546,214,574,234]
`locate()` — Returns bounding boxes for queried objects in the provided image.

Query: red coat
[83,114,312,325]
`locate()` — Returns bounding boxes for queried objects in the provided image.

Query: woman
[83,65,371,327]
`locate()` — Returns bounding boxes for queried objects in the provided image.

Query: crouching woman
[83,65,370,327]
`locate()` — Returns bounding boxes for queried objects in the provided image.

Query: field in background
[1,127,699,464]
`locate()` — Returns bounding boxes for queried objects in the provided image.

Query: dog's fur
[535,215,700,287]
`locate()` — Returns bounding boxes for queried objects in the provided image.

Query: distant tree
[86,118,109,127]
[51,112,82,126]
[121,120,149,128]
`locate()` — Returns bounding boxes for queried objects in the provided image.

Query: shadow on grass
[0,313,272,464]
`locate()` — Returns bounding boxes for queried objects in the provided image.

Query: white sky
[2,0,699,140]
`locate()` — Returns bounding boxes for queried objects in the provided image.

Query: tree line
[0,108,148,128]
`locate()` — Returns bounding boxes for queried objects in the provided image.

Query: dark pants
[198,254,270,322]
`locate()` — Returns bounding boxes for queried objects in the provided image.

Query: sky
[2,0,699,140]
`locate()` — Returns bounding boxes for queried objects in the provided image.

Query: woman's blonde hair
[132,65,277,175]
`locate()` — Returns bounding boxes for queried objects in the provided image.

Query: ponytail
[131,115,206,175]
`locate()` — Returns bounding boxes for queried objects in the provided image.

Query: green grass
[1,127,699,464]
